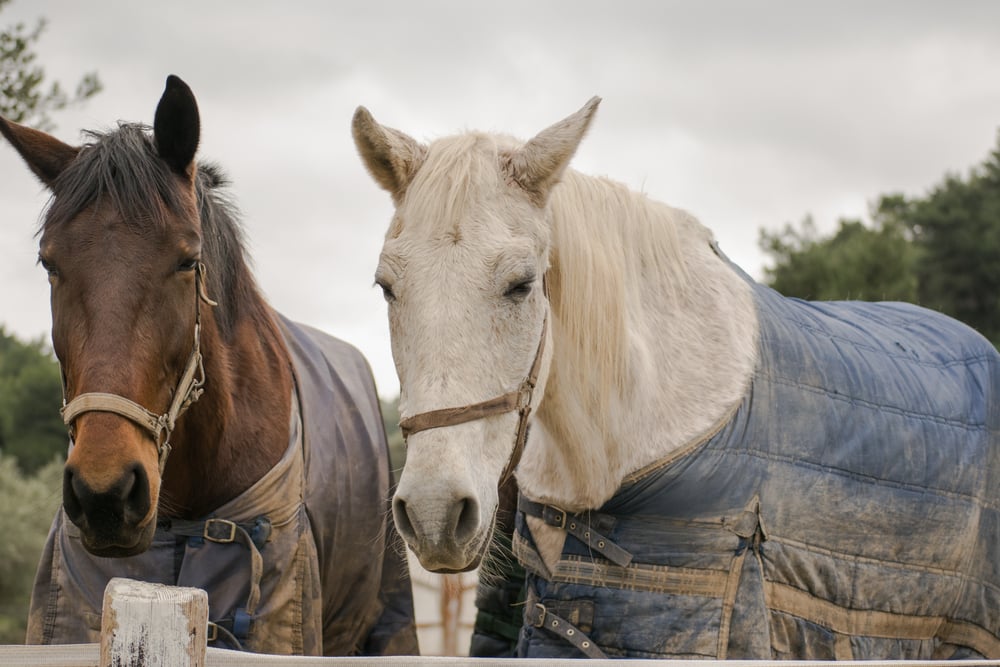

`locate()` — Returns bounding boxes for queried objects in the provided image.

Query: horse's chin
[414,521,495,574]
[79,521,156,558]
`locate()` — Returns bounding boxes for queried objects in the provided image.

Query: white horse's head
[353,98,600,571]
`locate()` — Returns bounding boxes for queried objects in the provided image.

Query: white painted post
[100,577,209,667]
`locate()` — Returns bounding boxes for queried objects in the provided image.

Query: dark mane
[195,163,261,338]
[44,123,179,232]
[41,122,264,339]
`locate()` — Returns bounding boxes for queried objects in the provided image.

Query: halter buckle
[517,381,534,412]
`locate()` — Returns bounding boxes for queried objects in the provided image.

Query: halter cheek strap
[60,263,217,474]
[398,310,548,487]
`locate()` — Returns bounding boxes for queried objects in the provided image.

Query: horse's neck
[159,308,293,519]
[521,187,759,512]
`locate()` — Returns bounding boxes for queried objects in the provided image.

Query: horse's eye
[504,278,534,300]
[375,280,396,303]
[178,258,199,272]
[38,256,58,279]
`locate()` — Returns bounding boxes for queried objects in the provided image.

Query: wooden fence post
[100,577,209,667]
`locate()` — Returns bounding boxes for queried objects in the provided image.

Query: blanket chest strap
[518,497,633,567]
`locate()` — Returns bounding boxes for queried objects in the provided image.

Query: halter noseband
[59,263,217,474]
[398,310,548,487]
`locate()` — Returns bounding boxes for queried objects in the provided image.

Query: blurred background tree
[0,456,61,643]
[906,137,1000,344]
[0,327,65,474]
[760,131,1000,348]
[760,205,919,303]
[0,0,101,129]
[380,396,405,484]
[0,0,101,642]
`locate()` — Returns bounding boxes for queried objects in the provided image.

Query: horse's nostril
[62,467,84,524]
[123,463,151,525]
[452,495,480,545]
[119,466,136,501]
[62,462,151,529]
[392,496,416,542]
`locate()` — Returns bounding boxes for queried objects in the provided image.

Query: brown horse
[1,76,417,656]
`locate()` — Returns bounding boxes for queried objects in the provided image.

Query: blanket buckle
[531,603,547,627]
[204,518,238,543]
[544,505,568,529]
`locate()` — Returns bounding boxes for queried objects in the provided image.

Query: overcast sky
[1,1,998,397]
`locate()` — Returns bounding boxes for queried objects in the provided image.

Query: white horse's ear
[352,106,427,205]
[507,96,601,206]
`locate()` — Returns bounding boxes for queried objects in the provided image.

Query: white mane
[526,169,758,508]
[547,171,690,401]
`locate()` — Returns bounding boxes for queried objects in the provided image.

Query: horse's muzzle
[392,492,494,573]
[63,462,156,557]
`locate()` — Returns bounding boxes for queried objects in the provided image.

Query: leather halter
[60,263,218,474]
[398,309,548,486]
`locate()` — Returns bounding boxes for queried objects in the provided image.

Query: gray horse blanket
[27,317,418,656]
[515,262,1000,659]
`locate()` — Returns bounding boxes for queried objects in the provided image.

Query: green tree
[0,6,101,643]
[760,129,1000,348]
[0,0,101,465]
[760,203,919,303]
[906,131,1000,345]
[0,0,102,129]
[0,453,61,643]
[0,327,66,473]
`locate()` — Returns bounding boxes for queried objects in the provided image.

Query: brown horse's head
[0,76,209,557]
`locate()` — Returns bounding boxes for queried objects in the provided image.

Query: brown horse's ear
[507,96,601,207]
[154,74,200,178]
[0,116,79,187]
[352,106,427,206]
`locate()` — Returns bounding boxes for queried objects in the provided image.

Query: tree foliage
[0,0,102,129]
[0,453,61,643]
[760,130,1000,347]
[0,4,102,644]
[906,135,1000,344]
[0,326,66,473]
[760,204,919,303]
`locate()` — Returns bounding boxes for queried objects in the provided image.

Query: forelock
[42,123,184,234]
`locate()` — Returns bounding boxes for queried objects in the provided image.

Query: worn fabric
[516,268,1000,659]
[27,317,418,656]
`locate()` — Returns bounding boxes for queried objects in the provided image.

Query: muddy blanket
[516,273,1000,659]
[27,317,418,656]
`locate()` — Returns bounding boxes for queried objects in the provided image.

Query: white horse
[353,100,1000,659]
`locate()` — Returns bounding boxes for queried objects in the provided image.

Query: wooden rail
[2,578,1000,666]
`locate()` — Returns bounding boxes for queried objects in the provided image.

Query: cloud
[2,0,999,396]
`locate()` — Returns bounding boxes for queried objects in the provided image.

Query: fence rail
[3,578,1000,666]
[4,643,1000,667]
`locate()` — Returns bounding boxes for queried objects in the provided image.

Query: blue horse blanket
[27,318,418,656]
[515,266,1000,659]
